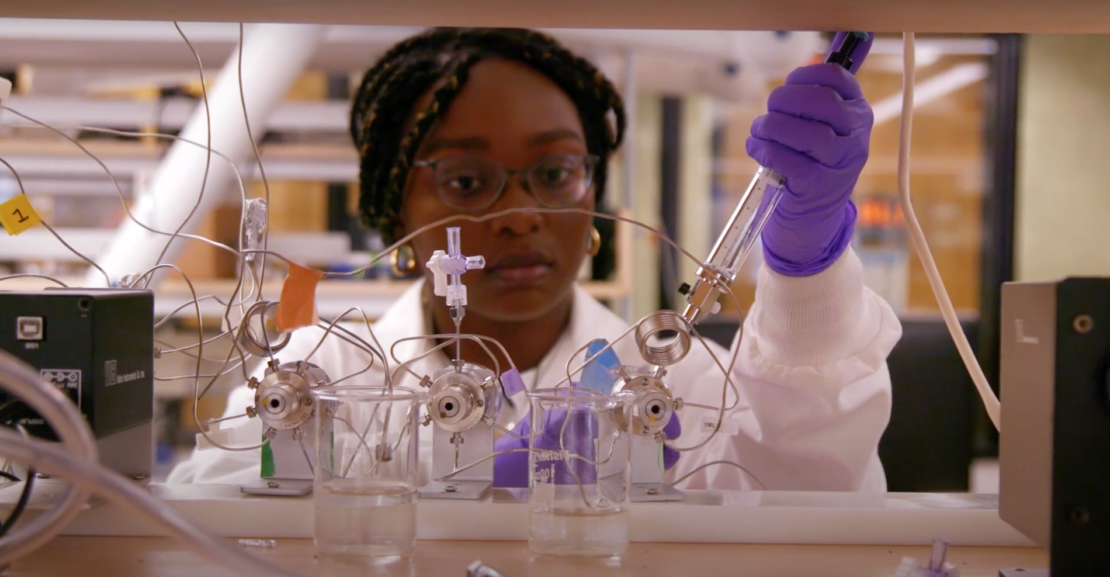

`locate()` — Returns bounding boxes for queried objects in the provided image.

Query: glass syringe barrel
[681,166,785,324]
[680,31,868,325]
[706,166,785,279]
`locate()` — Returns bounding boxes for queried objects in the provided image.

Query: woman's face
[399,57,595,323]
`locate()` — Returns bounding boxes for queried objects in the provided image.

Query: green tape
[261,436,275,478]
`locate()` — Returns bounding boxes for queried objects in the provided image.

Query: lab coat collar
[374,279,436,389]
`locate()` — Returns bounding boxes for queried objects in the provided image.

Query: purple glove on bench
[494,407,682,488]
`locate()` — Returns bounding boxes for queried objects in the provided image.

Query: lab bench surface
[5,537,1047,577]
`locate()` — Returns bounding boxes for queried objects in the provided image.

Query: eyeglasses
[412,153,598,212]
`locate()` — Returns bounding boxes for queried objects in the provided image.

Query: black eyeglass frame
[411,153,600,212]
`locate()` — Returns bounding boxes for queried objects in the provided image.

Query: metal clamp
[426,365,499,433]
[252,359,330,430]
[613,369,676,436]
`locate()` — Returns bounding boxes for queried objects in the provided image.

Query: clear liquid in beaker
[314,478,417,557]
[528,505,630,557]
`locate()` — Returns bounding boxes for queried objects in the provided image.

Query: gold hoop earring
[390,243,418,277]
[586,226,601,257]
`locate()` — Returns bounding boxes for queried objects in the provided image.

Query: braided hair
[349,27,626,245]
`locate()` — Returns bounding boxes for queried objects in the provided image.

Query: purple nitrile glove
[662,413,681,470]
[493,418,530,488]
[495,407,684,486]
[747,32,875,277]
[494,403,599,488]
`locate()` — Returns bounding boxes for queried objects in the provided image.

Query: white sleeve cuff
[746,247,893,368]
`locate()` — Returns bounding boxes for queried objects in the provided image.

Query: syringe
[426,226,485,326]
[680,31,870,325]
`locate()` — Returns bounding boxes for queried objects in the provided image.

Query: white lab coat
[169,248,900,491]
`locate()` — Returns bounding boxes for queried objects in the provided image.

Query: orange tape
[276,263,325,333]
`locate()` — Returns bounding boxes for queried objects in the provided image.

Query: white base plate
[631,482,685,502]
[418,480,492,500]
[240,479,313,497]
[21,484,1037,546]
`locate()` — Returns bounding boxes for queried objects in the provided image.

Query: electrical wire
[6,133,754,492]
[67,127,259,309]
[304,307,385,364]
[155,360,243,382]
[558,323,641,388]
[0,155,112,287]
[434,448,529,482]
[69,127,250,258]
[326,207,706,281]
[152,290,260,332]
[3,101,261,397]
[242,205,746,447]
[663,283,747,453]
[388,335,501,389]
[0,427,34,540]
[8,123,263,340]
[194,340,253,403]
[0,274,69,288]
[0,108,238,262]
[314,323,385,362]
[146,23,214,289]
[391,334,503,380]
[488,418,528,440]
[295,429,314,472]
[895,33,1001,431]
[228,204,749,462]
[138,264,261,452]
[670,459,766,490]
[238,23,273,293]
[157,330,235,355]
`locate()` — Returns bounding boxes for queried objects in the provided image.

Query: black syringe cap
[825,31,870,70]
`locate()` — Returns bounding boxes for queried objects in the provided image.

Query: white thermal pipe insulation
[87,23,327,288]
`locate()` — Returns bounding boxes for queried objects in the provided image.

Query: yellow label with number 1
[0,195,43,236]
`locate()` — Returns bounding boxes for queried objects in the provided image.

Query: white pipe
[86,23,327,288]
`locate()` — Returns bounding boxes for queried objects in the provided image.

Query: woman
[170,28,900,491]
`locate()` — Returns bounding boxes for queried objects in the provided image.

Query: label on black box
[104,359,146,386]
[40,369,81,405]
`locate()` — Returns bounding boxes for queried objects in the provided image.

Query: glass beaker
[312,385,425,557]
[526,387,633,557]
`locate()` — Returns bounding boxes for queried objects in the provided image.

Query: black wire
[0,467,35,539]
[0,425,36,539]
[0,467,34,539]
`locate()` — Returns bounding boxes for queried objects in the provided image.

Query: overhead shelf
[0,0,1106,33]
